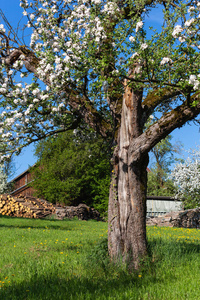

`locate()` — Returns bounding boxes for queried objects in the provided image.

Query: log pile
[0,194,55,218]
[146,207,200,228]
[55,203,102,221]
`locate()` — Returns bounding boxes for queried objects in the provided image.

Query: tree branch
[129,91,200,163]
[142,87,181,116]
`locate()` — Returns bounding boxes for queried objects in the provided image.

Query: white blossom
[92,0,101,4]
[179,36,186,43]
[0,88,6,94]
[185,18,195,27]
[136,21,143,32]
[160,57,172,65]
[172,25,183,38]
[0,24,6,33]
[129,36,135,42]
[189,74,198,87]
[30,14,35,20]
[140,43,148,50]
[188,7,195,13]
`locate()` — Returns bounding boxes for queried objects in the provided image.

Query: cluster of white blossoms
[171,3,200,90]
[172,3,200,43]
[140,43,148,50]
[172,25,183,38]
[135,21,143,33]
[160,57,172,66]
[0,24,6,33]
[129,36,135,42]
[171,149,200,207]
[101,2,120,15]
[26,0,117,90]
[0,0,126,157]
[189,75,200,90]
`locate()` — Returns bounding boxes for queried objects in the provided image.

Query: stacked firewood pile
[0,194,55,219]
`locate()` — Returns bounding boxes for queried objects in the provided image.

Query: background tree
[147,170,176,196]
[147,135,182,196]
[31,128,110,214]
[1,0,200,269]
[171,148,200,209]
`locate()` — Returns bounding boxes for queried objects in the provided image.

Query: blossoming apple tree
[1,0,200,269]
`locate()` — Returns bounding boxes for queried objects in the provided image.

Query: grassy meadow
[0,215,199,300]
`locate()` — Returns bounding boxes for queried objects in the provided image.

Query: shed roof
[10,164,35,182]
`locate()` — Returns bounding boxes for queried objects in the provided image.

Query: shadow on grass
[0,238,199,299]
[0,268,159,300]
[0,215,75,231]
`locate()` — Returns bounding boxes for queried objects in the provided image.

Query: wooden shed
[10,166,35,197]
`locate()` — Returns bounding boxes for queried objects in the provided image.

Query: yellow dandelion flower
[138,274,142,278]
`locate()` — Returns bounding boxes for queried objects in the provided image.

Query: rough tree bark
[108,79,149,269]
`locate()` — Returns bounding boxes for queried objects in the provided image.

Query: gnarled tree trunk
[108,80,149,269]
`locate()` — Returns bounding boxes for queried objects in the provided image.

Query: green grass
[0,216,199,300]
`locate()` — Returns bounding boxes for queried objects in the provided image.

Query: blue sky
[1,1,200,180]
